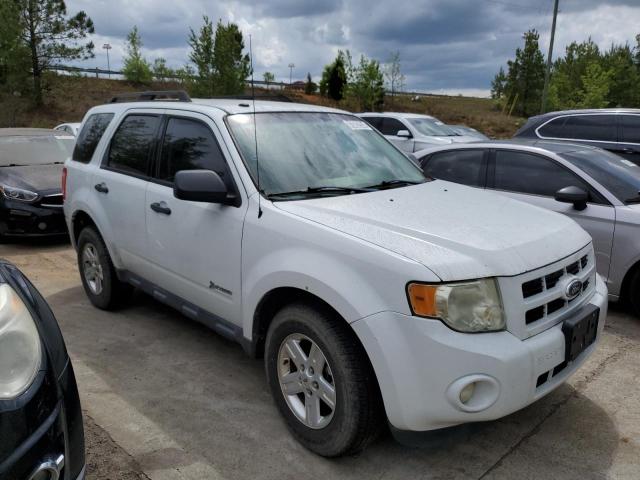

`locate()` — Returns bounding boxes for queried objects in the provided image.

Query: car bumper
[0,201,67,237]
[352,274,608,432]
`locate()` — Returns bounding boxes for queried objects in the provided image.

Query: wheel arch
[70,209,122,270]
[620,257,640,304]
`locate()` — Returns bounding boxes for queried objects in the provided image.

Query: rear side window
[423,150,485,187]
[157,117,233,188]
[620,115,640,143]
[493,150,593,198]
[380,118,407,136]
[72,113,114,163]
[540,115,616,142]
[106,115,160,176]
[362,117,383,130]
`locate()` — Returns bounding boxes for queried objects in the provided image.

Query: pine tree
[490,67,507,99]
[304,72,317,94]
[213,21,250,95]
[188,16,215,96]
[122,26,152,84]
[263,71,275,87]
[577,62,611,108]
[320,52,347,101]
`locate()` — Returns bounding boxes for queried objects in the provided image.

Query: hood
[274,181,591,281]
[0,164,63,192]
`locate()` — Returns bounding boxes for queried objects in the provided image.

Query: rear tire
[77,227,132,310]
[264,302,382,457]
[627,268,640,317]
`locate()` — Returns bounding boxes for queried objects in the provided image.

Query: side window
[561,115,616,142]
[72,113,114,163]
[423,150,485,187]
[538,117,567,138]
[380,118,407,136]
[620,115,640,143]
[157,117,234,189]
[362,117,383,131]
[493,150,592,197]
[106,115,160,176]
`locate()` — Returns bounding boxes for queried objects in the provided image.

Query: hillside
[0,75,525,138]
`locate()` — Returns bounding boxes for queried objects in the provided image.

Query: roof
[530,108,640,120]
[413,138,603,157]
[0,128,60,137]
[357,112,436,119]
[190,98,346,114]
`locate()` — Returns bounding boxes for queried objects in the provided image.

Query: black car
[0,261,84,480]
[0,129,74,237]
[514,109,640,165]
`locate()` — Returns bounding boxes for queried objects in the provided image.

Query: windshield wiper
[364,179,424,190]
[267,186,372,199]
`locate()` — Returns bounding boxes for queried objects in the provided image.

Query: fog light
[460,382,475,404]
[38,222,47,231]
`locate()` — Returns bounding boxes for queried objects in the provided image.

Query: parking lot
[2,238,639,480]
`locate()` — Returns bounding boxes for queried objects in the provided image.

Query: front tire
[77,227,132,310]
[627,268,640,317]
[265,303,382,457]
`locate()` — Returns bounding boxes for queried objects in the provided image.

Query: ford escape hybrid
[64,91,607,456]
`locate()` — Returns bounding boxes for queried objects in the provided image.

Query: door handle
[150,201,171,215]
[94,182,109,194]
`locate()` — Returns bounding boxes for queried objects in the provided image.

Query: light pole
[102,43,112,79]
[541,0,559,114]
[288,63,295,85]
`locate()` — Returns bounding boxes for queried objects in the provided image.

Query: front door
[144,112,247,324]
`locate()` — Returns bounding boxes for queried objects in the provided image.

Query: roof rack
[109,90,192,103]
[207,94,293,103]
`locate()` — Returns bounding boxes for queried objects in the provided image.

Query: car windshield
[0,134,74,167]
[407,118,458,136]
[560,149,640,204]
[227,112,427,198]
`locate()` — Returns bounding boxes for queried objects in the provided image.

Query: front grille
[522,253,592,325]
[39,193,63,207]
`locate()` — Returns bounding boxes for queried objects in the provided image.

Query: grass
[0,75,526,138]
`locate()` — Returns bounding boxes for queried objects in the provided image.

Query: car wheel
[627,268,640,317]
[77,227,132,310]
[265,302,382,457]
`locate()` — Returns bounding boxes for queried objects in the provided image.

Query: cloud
[65,0,640,95]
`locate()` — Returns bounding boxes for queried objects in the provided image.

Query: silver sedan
[414,139,640,315]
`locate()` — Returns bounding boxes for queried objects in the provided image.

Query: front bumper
[352,274,608,431]
[0,200,67,237]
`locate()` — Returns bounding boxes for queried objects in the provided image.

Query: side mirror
[174,170,236,205]
[396,129,412,139]
[554,186,588,211]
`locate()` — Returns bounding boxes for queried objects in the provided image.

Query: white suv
[63,91,607,456]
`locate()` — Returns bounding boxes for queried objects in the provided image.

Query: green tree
[213,20,250,95]
[320,52,347,101]
[502,30,545,116]
[152,57,173,82]
[263,71,275,87]
[548,39,601,110]
[304,72,317,94]
[490,66,507,99]
[601,44,640,107]
[634,34,640,68]
[577,62,611,108]
[349,55,385,111]
[122,26,152,84]
[0,1,29,93]
[188,16,216,96]
[11,0,94,105]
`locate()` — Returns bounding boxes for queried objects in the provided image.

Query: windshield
[407,118,458,137]
[227,112,426,197]
[0,135,74,167]
[560,149,640,204]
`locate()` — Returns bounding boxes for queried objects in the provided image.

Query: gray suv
[514,109,640,165]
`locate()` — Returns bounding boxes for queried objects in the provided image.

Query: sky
[65,0,640,97]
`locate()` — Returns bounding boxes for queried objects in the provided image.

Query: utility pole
[541,0,559,114]
[288,63,295,84]
[102,43,112,79]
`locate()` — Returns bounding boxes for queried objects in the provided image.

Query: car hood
[274,181,591,281]
[415,135,479,145]
[0,164,63,192]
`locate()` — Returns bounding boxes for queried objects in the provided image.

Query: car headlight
[1,185,39,202]
[0,283,42,399]
[407,278,505,332]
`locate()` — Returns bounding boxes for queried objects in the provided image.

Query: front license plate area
[562,305,599,362]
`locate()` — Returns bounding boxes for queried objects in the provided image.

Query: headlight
[1,185,39,202]
[0,283,42,399]
[407,279,505,332]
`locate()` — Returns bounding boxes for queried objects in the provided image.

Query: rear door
[95,111,162,274]
[487,149,615,280]
[617,114,640,165]
[537,114,619,152]
[420,149,488,188]
[144,112,246,323]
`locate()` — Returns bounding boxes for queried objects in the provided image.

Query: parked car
[0,129,73,237]
[415,140,640,315]
[514,109,640,165]
[64,91,606,457]
[449,124,489,140]
[357,112,479,153]
[0,260,85,480]
[54,123,81,136]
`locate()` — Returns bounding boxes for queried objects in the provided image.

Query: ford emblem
[565,279,583,300]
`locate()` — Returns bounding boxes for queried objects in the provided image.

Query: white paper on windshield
[343,120,372,130]
[620,159,638,168]
[435,121,445,125]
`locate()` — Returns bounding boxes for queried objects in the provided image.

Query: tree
[213,20,250,95]
[577,62,611,108]
[122,26,152,84]
[188,16,215,96]
[601,43,640,107]
[152,57,173,82]
[634,34,640,68]
[350,55,385,111]
[490,67,507,99]
[304,72,317,94]
[320,52,347,101]
[0,1,29,93]
[384,51,405,101]
[263,71,275,87]
[548,39,601,110]
[12,0,94,105]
